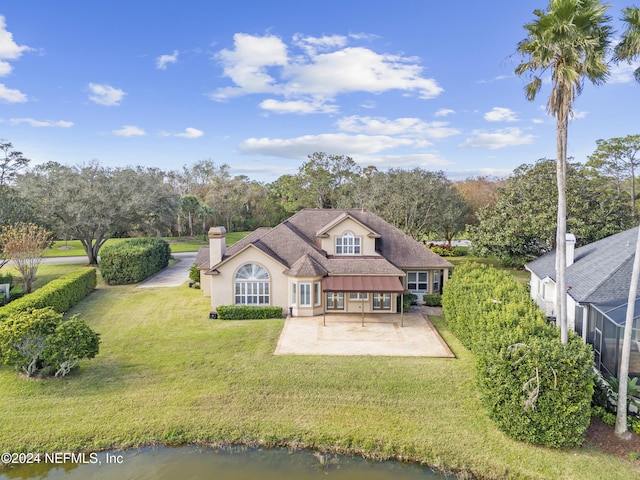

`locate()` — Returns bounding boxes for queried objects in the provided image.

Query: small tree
[43,318,100,377]
[0,223,53,293]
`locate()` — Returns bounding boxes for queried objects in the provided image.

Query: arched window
[335,231,361,255]
[234,263,270,305]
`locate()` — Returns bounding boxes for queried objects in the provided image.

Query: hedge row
[216,305,283,320]
[423,294,442,306]
[442,262,594,447]
[0,268,97,321]
[100,237,171,285]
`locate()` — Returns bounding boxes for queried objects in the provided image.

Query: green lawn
[0,282,637,479]
[449,254,531,283]
[45,233,253,257]
[2,264,86,292]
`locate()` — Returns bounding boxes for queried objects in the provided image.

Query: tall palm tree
[516,0,612,344]
[614,5,640,439]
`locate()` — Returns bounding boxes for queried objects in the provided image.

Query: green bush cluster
[428,244,465,257]
[423,294,442,306]
[442,262,595,447]
[216,305,283,320]
[0,307,100,378]
[0,268,96,321]
[396,293,416,312]
[100,237,171,285]
[189,264,201,283]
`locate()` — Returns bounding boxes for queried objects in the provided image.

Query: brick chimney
[566,233,576,267]
[208,226,226,267]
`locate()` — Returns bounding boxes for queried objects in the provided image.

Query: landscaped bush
[423,294,442,306]
[442,262,595,447]
[428,244,466,257]
[0,268,96,321]
[0,307,99,378]
[100,237,170,285]
[216,305,283,320]
[397,293,415,312]
[189,264,201,283]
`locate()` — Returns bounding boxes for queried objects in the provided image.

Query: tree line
[1,137,639,268]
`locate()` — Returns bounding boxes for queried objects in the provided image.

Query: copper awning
[323,276,405,293]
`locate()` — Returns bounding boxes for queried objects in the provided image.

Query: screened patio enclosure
[587,297,640,381]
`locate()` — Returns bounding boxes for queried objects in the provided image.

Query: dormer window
[335,231,361,255]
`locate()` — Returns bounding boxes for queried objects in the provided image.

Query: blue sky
[1,1,639,182]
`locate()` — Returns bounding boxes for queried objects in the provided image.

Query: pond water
[0,445,452,480]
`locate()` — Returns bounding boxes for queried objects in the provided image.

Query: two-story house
[195,209,453,316]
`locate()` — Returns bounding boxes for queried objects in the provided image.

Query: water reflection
[0,445,450,480]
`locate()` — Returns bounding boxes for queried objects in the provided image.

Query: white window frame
[348,292,369,301]
[407,271,429,292]
[433,270,440,293]
[314,282,321,306]
[291,282,297,306]
[234,263,270,305]
[335,231,361,255]
[299,283,311,307]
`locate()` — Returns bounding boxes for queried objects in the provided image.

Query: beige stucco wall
[319,217,379,256]
[199,268,212,297]
[209,246,288,314]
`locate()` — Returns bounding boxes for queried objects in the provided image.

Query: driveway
[274,307,454,357]
[136,252,196,288]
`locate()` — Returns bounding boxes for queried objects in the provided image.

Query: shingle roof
[526,227,639,303]
[202,208,452,275]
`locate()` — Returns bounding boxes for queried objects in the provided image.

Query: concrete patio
[274,307,454,357]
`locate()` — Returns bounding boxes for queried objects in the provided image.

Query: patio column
[361,292,365,327]
[401,293,404,327]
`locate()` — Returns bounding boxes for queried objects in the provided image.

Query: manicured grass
[0,284,637,479]
[45,233,253,257]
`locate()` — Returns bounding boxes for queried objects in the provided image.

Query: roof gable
[214,209,453,275]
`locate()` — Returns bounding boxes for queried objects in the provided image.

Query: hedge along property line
[216,305,283,320]
[100,237,171,285]
[441,262,594,448]
[0,268,97,321]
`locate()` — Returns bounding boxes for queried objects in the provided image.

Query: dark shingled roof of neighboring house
[526,227,639,303]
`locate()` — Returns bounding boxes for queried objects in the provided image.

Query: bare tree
[0,223,53,293]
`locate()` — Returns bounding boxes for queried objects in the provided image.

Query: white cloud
[0,16,30,78]
[10,118,73,127]
[88,83,126,106]
[435,108,455,117]
[160,127,204,138]
[112,125,146,137]
[459,128,535,149]
[0,83,27,103]
[239,133,413,158]
[484,107,519,122]
[210,32,443,104]
[259,98,338,114]
[571,110,588,119]
[176,127,204,138]
[336,115,460,139]
[156,50,179,70]
[211,33,288,100]
[292,33,348,55]
[609,59,640,84]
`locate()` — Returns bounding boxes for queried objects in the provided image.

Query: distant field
[45,233,253,257]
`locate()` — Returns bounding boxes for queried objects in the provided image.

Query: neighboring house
[525,228,640,381]
[195,208,452,317]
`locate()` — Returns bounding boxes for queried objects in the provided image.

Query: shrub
[100,237,170,285]
[216,305,283,320]
[396,293,415,312]
[189,264,201,283]
[442,262,595,447]
[0,307,99,378]
[0,307,60,376]
[43,318,100,377]
[0,273,12,285]
[0,268,96,321]
[423,294,442,306]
